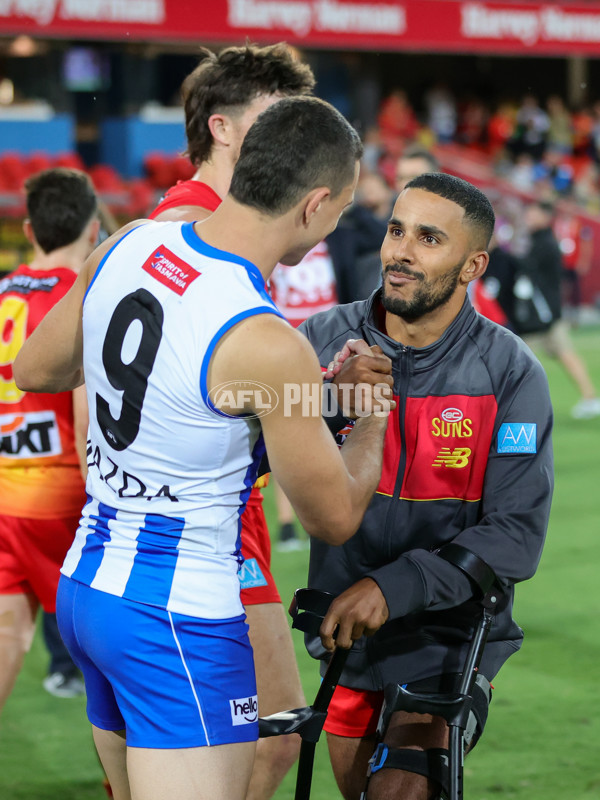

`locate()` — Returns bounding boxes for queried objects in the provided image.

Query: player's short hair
[25,168,98,254]
[183,43,315,167]
[229,96,363,216]
[405,172,495,249]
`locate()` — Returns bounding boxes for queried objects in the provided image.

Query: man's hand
[327,340,395,418]
[319,577,389,651]
[325,338,373,379]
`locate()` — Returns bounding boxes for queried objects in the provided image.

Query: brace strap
[437,543,497,597]
[368,744,450,794]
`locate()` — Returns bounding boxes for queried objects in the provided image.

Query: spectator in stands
[487,101,517,161]
[589,100,600,165]
[424,82,457,143]
[508,153,536,193]
[573,160,600,213]
[377,89,419,146]
[571,104,594,159]
[546,95,574,156]
[457,95,488,148]
[533,149,574,197]
[511,94,550,162]
[395,145,440,193]
[325,170,391,304]
[355,170,394,222]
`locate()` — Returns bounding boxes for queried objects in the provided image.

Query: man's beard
[381,261,464,322]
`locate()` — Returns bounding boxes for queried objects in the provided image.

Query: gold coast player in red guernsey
[0,168,99,712]
[149,44,314,800]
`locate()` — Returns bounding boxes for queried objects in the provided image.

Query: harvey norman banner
[3,0,600,55]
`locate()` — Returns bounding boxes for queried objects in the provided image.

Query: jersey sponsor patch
[230,695,258,726]
[238,558,268,589]
[497,423,537,454]
[0,410,61,458]
[0,273,59,295]
[142,245,200,296]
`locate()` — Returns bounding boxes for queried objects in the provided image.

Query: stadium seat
[27,152,53,175]
[0,153,29,191]
[54,152,86,171]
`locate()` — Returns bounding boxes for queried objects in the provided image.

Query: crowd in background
[2,78,600,317]
[368,86,600,215]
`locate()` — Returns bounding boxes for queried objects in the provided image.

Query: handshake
[324,338,396,419]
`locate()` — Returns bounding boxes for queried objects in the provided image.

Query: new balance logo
[432,447,471,468]
[230,695,258,726]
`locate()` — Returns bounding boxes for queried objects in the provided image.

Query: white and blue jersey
[62,220,283,620]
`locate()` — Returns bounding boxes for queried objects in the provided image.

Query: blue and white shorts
[56,575,258,748]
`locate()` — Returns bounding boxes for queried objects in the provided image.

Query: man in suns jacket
[300,172,553,800]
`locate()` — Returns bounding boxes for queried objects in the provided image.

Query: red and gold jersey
[0,265,85,518]
[149,180,221,218]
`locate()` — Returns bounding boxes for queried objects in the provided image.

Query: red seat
[89,164,124,192]
[27,152,53,175]
[54,152,86,171]
[0,153,29,190]
[144,152,178,189]
[173,156,194,182]
[127,179,154,217]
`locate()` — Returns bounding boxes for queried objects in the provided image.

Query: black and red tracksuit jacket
[299,293,554,689]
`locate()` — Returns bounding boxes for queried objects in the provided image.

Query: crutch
[259,588,351,800]
[364,544,501,800]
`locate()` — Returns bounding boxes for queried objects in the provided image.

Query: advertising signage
[2,0,600,56]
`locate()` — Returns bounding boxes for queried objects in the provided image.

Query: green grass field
[1,328,599,800]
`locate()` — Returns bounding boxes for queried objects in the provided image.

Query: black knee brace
[362,743,450,798]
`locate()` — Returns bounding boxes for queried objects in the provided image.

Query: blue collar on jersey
[181,221,275,307]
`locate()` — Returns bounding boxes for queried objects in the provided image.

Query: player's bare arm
[209,313,391,546]
[14,220,147,394]
[72,384,89,480]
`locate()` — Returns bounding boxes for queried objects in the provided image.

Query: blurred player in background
[0,168,98,711]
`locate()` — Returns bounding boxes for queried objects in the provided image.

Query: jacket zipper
[384,345,412,560]
[392,345,412,501]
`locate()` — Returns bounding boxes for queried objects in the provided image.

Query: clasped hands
[325,338,395,418]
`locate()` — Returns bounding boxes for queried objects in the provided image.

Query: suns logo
[431,408,473,439]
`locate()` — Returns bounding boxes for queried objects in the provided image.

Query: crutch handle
[258,706,326,740]
[289,588,337,637]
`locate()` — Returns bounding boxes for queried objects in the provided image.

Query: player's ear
[88,218,101,247]
[207,113,230,147]
[461,251,489,284]
[22,219,34,244]
[302,187,331,225]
